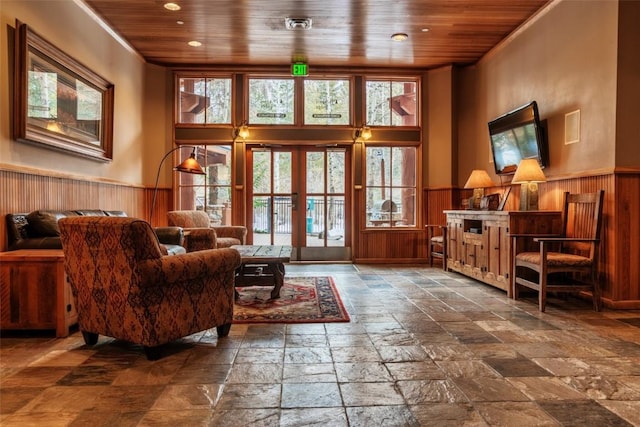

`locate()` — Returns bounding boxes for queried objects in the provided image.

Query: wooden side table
[0,249,77,337]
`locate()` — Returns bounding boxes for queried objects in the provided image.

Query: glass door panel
[252,150,292,246]
[305,150,346,248]
[248,146,349,261]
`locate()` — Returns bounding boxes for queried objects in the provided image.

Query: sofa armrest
[154,226,185,246]
[139,248,241,286]
[213,226,247,244]
[183,228,217,252]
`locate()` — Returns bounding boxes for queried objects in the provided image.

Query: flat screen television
[488,101,548,175]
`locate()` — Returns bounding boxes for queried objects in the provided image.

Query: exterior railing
[253,196,345,235]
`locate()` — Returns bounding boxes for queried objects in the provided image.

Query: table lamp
[464,170,495,209]
[511,158,546,211]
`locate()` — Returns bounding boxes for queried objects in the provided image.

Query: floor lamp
[149,146,205,223]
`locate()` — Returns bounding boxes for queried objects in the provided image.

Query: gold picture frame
[13,21,114,162]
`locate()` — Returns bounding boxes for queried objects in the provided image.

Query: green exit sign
[291,62,308,76]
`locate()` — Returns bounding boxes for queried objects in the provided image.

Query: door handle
[291,193,298,211]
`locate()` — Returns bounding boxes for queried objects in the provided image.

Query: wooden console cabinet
[0,250,77,337]
[444,210,562,296]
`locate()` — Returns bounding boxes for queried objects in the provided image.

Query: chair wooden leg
[538,272,547,312]
[539,244,548,312]
[592,271,602,312]
[217,323,231,337]
[144,346,161,361]
[81,331,99,345]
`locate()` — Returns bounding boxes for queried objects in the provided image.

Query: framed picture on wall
[13,20,114,162]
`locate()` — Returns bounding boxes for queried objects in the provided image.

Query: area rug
[233,276,350,324]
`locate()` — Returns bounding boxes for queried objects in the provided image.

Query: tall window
[248,78,295,125]
[303,79,350,125]
[365,79,418,127]
[365,146,416,228]
[175,145,233,225]
[177,77,232,124]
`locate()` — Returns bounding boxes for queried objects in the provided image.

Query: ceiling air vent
[285,18,312,30]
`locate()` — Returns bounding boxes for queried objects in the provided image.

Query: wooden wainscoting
[612,172,640,306]
[492,172,638,308]
[355,229,427,263]
[424,187,457,227]
[0,166,173,252]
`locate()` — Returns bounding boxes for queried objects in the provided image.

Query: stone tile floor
[1,264,640,426]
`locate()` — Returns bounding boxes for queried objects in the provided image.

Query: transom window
[177,77,232,124]
[365,79,418,127]
[303,79,350,125]
[248,78,295,125]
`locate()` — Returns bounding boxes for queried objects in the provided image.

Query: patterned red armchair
[167,210,247,251]
[59,216,241,360]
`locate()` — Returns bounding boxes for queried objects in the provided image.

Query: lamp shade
[175,151,206,175]
[512,159,546,183]
[464,170,494,189]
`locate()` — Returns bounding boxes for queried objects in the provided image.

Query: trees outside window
[365,79,418,127]
[365,146,416,228]
[248,78,295,125]
[173,72,421,231]
[304,79,350,125]
[176,145,233,226]
[177,77,232,124]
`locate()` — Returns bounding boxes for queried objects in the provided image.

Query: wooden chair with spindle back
[511,190,605,312]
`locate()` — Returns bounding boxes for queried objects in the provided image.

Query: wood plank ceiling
[84,0,549,69]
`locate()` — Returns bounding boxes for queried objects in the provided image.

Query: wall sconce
[149,146,205,222]
[354,126,372,142]
[234,122,250,141]
[464,169,495,209]
[512,159,546,211]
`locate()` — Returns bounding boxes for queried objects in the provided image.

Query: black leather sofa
[6,210,186,255]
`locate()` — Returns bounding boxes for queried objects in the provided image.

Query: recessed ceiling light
[421,28,430,32]
[164,2,181,11]
[391,33,409,41]
[188,40,202,47]
[176,20,184,25]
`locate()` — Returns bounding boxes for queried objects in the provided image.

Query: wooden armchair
[168,210,247,251]
[511,190,605,312]
[59,216,241,360]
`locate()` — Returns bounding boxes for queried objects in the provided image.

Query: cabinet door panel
[447,218,464,269]
[486,222,509,286]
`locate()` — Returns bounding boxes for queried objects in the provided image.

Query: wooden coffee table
[231,245,293,299]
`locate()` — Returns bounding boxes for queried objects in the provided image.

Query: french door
[246,146,351,261]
